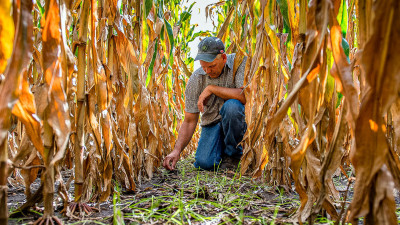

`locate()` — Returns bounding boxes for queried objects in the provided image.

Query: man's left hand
[198,86,213,113]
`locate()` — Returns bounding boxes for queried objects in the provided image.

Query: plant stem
[0,141,8,224]
[74,0,89,203]
[43,119,55,217]
[74,42,86,202]
[299,0,307,35]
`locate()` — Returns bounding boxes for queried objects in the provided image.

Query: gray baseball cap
[194,37,225,62]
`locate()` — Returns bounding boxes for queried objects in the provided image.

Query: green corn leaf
[189,31,213,43]
[164,18,174,59]
[337,0,348,37]
[145,0,153,19]
[276,0,291,36]
[341,37,350,63]
[160,25,165,41]
[36,0,45,15]
[179,11,191,24]
[179,2,195,24]
[186,25,196,40]
[146,39,159,87]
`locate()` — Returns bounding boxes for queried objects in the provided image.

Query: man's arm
[163,112,199,170]
[198,85,245,112]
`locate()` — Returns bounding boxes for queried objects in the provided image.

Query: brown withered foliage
[211,0,400,223]
[0,0,399,224]
[1,0,196,222]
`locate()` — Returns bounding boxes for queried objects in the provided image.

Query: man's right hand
[163,112,199,171]
[163,150,180,170]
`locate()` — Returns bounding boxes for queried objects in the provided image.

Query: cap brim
[194,53,218,62]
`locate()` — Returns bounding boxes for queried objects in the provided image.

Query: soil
[6,156,400,224]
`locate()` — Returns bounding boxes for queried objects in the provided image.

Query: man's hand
[197,85,246,113]
[198,86,213,113]
[163,112,198,171]
[163,150,180,170]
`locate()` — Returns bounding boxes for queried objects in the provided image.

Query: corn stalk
[0,0,32,223]
[74,0,90,203]
[1,0,200,221]
[349,0,400,223]
[38,0,72,222]
[209,0,400,223]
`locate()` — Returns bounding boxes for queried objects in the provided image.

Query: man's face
[200,54,227,78]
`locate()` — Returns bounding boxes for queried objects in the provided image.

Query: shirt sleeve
[235,56,247,88]
[185,74,201,113]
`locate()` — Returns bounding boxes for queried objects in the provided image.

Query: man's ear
[222,53,227,62]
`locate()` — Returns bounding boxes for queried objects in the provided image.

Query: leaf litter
[7,154,400,224]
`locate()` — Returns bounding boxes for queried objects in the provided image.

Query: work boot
[219,156,241,171]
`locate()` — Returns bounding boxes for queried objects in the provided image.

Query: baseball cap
[194,37,225,62]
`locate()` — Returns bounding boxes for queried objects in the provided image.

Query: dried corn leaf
[349,0,400,222]
[0,0,33,166]
[330,25,359,131]
[0,0,14,74]
[42,0,71,165]
[391,99,400,154]
[12,71,44,157]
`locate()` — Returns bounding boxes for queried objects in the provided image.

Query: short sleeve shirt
[185,53,247,126]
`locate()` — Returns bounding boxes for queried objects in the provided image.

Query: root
[33,215,63,225]
[62,202,99,218]
[10,183,43,217]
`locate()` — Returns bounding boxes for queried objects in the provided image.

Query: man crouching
[163,37,247,171]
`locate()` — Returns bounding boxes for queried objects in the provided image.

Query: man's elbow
[184,112,199,124]
[239,92,246,105]
[240,97,246,105]
[238,88,246,105]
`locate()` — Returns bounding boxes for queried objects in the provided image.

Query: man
[163,37,247,171]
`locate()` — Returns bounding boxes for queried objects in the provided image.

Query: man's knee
[221,99,245,118]
[194,157,219,170]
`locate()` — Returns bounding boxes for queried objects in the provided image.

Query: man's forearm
[207,85,246,104]
[173,118,198,154]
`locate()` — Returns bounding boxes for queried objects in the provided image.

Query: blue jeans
[194,99,247,170]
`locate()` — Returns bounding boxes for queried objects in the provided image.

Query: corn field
[0,0,399,224]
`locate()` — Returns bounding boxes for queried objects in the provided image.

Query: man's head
[195,37,227,78]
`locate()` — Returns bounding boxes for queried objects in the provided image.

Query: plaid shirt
[185,54,247,126]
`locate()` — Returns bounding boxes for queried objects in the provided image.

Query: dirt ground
[6,156,400,224]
